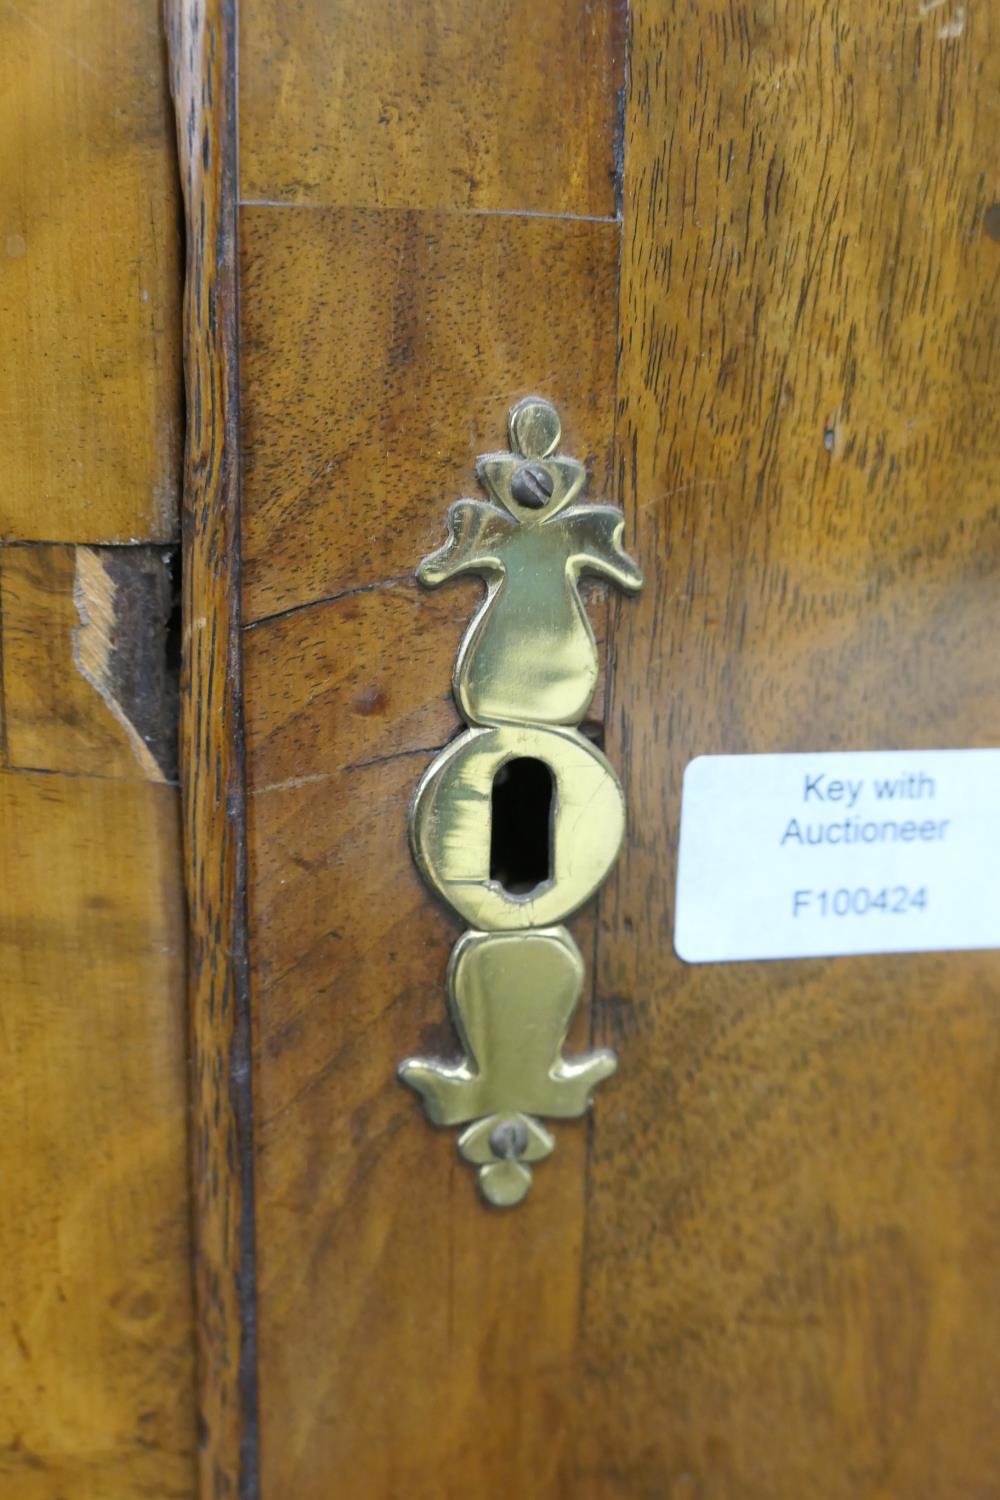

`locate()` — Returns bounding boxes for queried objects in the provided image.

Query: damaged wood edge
[72,545,179,782]
[166,2,260,1497]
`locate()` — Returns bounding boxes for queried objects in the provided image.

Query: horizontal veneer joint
[239,198,621,226]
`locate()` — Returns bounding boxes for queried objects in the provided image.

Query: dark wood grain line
[242,573,413,633]
[166,2,260,1496]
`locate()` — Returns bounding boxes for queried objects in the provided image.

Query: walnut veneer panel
[245,613,598,1498]
[582,2,1000,1496]
[0,5,194,1495]
[240,206,620,623]
[240,196,619,1500]
[240,0,625,215]
[0,772,194,1498]
[236,1,1000,1496]
[0,1,182,543]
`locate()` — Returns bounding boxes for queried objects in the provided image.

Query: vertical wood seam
[579,0,630,1391]
[165,0,260,1495]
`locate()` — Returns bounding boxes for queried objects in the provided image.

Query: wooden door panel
[586,2,1000,1494]
[237,67,624,1500]
[0,6,195,1496]
[172,0,1000,1495]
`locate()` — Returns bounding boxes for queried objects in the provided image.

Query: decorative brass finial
[399,399,642,1206]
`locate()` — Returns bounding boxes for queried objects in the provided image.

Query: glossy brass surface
[417,400,641,728]
[401,928,614,1207]
[399,398,642,1205]
[410,722,625,930]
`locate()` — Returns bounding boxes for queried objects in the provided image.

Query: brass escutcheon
[398,398,642,1206]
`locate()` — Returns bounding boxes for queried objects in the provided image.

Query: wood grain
[586,1,1000,1496]
[241,371,614,1497]
[0,0,182,543]
[166,1,259,1496]
[1,544,177,781]
[0,770,194,1499]
[238,8,624,1482]
[0,2,195,1496]
[240,0,625,215]
[240,206,621,623]
[233,0,1000,1494]
[245,635,599,1500]
[243,579,608,793]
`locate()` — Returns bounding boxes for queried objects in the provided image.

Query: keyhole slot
[489,757,555,896]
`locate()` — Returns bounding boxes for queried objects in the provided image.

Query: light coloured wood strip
[0,769,195,1498]
[0,2,195,1494]
[0,0,182,543]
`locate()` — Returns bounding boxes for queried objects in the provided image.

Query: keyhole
[489,757,554,896]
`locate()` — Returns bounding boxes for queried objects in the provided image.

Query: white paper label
[674,750,1000,963]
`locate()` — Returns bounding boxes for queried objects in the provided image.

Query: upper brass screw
[511,461,554,509]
